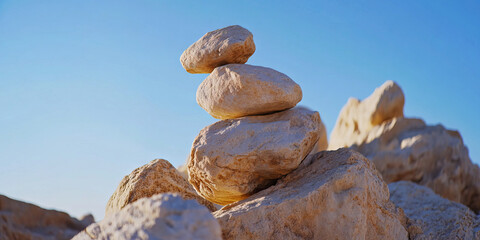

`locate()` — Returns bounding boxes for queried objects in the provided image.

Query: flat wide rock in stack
[329,80,480,213]
[0,194,90,240]
[74,194,222,240]
[188,107,323,205]
[106,159,216,215]
[389,181,480,240]
[197,64,302,119]
[180,25,255,73]
[214,149,408,240]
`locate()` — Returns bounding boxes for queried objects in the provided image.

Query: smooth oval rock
[188,107,323,205]
[180,25,255,74]
[197,64,302,119]
[213,149,408,240]
[74,194,222,240]
[105,159,216,215]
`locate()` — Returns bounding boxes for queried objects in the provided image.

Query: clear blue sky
[1,1,479,220]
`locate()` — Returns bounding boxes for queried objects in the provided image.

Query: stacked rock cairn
[180,25,325,205]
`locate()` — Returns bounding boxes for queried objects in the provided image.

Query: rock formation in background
[180,25,255,74]
[389,181,480,240]
[74,194,222,240]
[214,149,408,240]
[105,159,216,215]
[0,194,92,240]
[329,80,480,213]
[181,25,328,205]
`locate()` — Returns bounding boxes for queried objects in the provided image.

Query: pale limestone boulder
[74,194,222,240]
[180,25,255,74]
[0,194,89,240]
[329,81,480,213]
[214,149,408,240]
[329,80,404,150]
[197,64,302,119]
[106,159,216,215]
[309,117,328,155]
[177,164,188,180]
[354,117,480,213]
[389,181,480,240]
[188,107,322,205]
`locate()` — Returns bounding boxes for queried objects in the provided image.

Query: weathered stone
[329,81,480,213]
[329,80,404,150]
[309,117,328,155]
[177,164,188,180]
[180,25,255,74]
[197,64,302,119]
[188,107,322,205]
[214,149,408,240]
[389,181,480,240]
[106,159,216,215]
[74,194,222,240]
[0,194,89,240]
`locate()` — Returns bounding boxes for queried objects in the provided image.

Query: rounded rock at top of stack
[180,25,256,74]
[197,64,303,119]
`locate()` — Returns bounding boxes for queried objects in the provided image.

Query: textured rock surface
[106,159,216,215]
[389,181,480,240]
[329,81,480,213]
[309,117,328,155]
[188,107,322,205]
[177,164,188,180]
[74,194,222,240]
[197,64,302,119]
[180,25,255,74]
[329,80,404,150]
[0,194,89,240]
[214,149,408,240]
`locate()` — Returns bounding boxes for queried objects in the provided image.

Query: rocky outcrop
[389,181,480,240]
[329,81,480,213]
[180,25,255,73]
[188,107,322,205]
[106,159,216,215]
[197,64,302,119]
[0,194,90,240]
[214,149,408,240]
[74,194,222,240]
[329,80,404,150]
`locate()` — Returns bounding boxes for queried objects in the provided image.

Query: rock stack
[180,25,327,205]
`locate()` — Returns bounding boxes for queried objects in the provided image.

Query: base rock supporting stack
[181,25,328,205]
[74,194,222,240]
[329,80,480,213]
[213,149,408,240]
[0,194,92,240]
[389,181,480,240]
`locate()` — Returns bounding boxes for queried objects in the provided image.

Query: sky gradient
[1,1,479,220]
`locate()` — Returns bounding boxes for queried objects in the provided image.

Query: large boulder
[329,80,404,150]
[389,181,480,240]
[74,194,222,240]
[214,149,408,240]
[197,64,302,119]
[180,25,255,74]
[188,107,323,205]
[106,159,216,215]
[0,194,90,240]
[329,81,480,213]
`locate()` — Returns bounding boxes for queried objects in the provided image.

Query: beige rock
[0,194,89,240]
[177,164,188,180]
[309,117,328,155]
[188,107,322,205]
[180,25,255,74]
[74,194,222,240]
[106,159,216,215]
[329,80,404,150]
[214,149,408,240]
[389,181,480,240]
[329,81,480,213]
[197,64,302,119]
